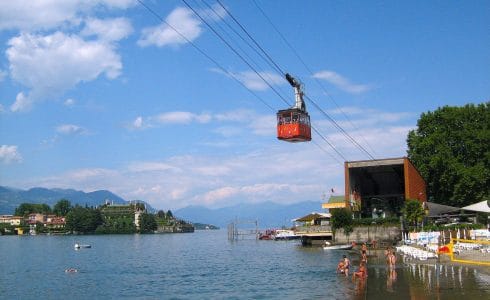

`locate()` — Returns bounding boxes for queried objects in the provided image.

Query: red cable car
[277,73,311,142]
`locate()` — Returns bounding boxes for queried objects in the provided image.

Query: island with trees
[0,199,194,235]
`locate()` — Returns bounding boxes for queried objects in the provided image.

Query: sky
[0,0,489,211]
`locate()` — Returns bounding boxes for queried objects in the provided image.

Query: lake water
[1,230,489,299]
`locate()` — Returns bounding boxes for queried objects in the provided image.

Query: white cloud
[138,7,202,47]
[153,111,211,124]
[130,116,144,129]
[0,145,22,164]
[313,70,371,94]
[56,124,87,135]
[215,70,285,91]
[10,92,33,112]
[82,17,133,42]
[0,104,4,113]
[0,0,136,31]
[64,98,76,107]
[0,69,6,81]
[7,32,122,109]
[127,161,180,173]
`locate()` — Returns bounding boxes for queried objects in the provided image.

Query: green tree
[65,206,103,233]
[402,199,425,230]
[157,210,165,219]
[139,213,157,233]
[166,210,173,219]
[407,103,490,207]
[330,208,353,237]
[15,203,52,216]
[53,199,72,216]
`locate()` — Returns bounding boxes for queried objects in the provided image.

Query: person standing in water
[387,249,396,269]
[342,255,350,277]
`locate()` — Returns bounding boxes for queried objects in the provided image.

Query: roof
[345,157,405,168]
[322,195,347,209]
[293,212,331,222]
[425,202,461,217]
[462,200,490,213]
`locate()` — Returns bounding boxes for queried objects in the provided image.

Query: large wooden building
[323,157,427,218]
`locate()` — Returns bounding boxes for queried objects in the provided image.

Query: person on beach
[361,243,367,254]
[352,261,367,280]
[342,255,350,276]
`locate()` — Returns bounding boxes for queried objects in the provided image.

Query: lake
[1,230,489,299]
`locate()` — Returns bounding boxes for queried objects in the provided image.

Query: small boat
[273,229,300,240]
[65,268,78,273]
[322,242,353,250]
[74,243,91,250]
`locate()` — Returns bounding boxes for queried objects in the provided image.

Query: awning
[293,212,331,222]
[462,200,490,213]
[424,202,461,217]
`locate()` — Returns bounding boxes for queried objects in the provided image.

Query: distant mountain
[175,201,324,228]
[0,186,154,214]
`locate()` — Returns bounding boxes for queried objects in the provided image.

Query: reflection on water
[358,252,490,300]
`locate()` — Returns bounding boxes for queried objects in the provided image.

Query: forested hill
[0,186,153,214]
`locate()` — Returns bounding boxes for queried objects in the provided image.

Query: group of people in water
[336,242,397,282]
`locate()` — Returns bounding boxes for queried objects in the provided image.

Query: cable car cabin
[277,108,311,142]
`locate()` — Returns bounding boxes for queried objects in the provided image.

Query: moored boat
[74,243,92,250]
[322,242,353,250]
[273,229,300,240]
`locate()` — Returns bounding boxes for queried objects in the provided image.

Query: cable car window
[292,114,299,123]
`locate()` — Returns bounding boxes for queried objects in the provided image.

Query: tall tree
[139,213,157,233]
[330,208,353,236]
[65,206,103,233]
[15,203,52,216]
[407,103,490,207]
[402,199,425,230]
[53,199,72,216]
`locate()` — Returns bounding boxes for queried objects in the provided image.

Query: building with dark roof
[345,157,427,218]
[322,157,427,218]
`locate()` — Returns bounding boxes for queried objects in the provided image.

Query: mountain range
[174,201,323,228]
[0,186,324,228]
[0,186,151,214]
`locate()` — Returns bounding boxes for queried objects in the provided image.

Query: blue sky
[0,1,488,210]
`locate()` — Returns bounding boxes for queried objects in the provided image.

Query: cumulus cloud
[138,7,202,47]
[313,70,371,94]
[56,124,87,135]
[10,92,33,112]
[0,145,22,163]
[6,32,122,109]
[0,0,136,31]
[81,17,133,42]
